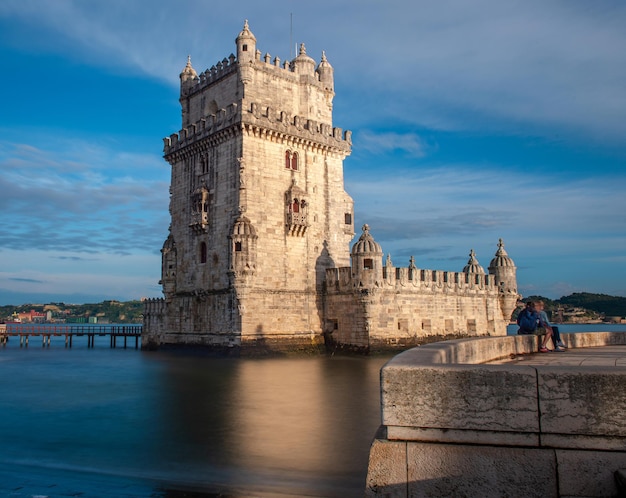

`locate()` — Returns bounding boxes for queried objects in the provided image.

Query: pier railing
[0,324,142,349]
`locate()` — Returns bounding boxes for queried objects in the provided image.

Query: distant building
[17,310,47,323]
[143,21,519,352]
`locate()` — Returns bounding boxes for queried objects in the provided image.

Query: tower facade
[143,21,354,350]
[143,21,519,353]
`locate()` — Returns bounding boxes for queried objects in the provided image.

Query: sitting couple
[517,300,567,352]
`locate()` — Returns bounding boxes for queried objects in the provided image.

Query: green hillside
[0,300,144,324]
[520,292,626,321]
[557,292,626,317]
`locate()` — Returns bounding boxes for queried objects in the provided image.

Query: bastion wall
[366,332,626,497]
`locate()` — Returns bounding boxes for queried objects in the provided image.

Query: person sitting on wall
[517,301,557,352]
[535,300,566,351]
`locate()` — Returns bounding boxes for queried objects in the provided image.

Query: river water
[0,337,391,497]
[3,324,625,497]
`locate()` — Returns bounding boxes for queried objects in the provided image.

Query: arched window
[200,242,207,264]
[285,150,299,170]
[234,241,242,252]
[292,199,300,213]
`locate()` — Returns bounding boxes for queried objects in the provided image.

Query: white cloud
[356,131,426,157]
[0,136,170,254]
[2,1,625,142]
[346,163,626,296]
[0,249,162,304]
[1,1,625,302]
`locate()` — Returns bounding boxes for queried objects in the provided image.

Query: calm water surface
[0,338,391,497]
[4,324,623,497]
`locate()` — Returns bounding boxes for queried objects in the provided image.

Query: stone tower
[143,21,354,350]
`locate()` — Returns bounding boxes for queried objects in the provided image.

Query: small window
[242,44,248,52]
[363,258,373,269]
[285,150,298,170]
[292,199,300,213]
[235,242,242,252]
[200,242,207,264]
[344,213,352,225]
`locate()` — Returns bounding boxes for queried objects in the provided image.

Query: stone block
[365,436,407,498]
[538,367,626,439]
[406,442,557,498]
[382,364,539,434]
[556,449,626,497]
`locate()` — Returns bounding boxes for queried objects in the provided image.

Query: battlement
[163,101,351,156]
[242,102,351,152]
[325,265,498,294]
[163,103,240,155]
[143,297,165,315]
[181,46,332,99]
[181,53,238,97]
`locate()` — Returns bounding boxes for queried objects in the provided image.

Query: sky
[0,0,625,305]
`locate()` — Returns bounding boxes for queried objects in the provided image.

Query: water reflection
[0,347,390,497]
[156,355,389,496]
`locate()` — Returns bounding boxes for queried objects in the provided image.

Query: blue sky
[0,0,625,305]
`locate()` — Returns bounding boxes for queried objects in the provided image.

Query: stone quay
[366,331,626,497]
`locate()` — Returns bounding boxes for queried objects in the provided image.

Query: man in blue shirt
[517,301,559,352]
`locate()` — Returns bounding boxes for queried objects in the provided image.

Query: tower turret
[350,224,383,287]
[179,56,198,127]
[236,20,256,64]
[160,233,177,298]
[316,51,334,91]
[488,238,519,320]
[180,55,198,93]
[462,249,485,274]
[229,214,258,279]
[292,43,316,76]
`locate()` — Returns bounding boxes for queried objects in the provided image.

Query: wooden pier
[0,324,142,349]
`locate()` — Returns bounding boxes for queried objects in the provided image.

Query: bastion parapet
[366,332,626,497]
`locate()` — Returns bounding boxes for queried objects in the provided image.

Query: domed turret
[292,43,316,76]
[351,224,382,256]
[232,215,257,238]
[160,233,177,296]
[350,224,383,286]
[488,238,519,321]
[316,51,334,91]
[229,215,258,278]
[180,55,198,93]
[488,238,515,271]
[463,249,485,274]
[236,20,256,64]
